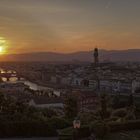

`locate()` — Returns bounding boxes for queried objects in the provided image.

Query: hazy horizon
[2,48,140,55]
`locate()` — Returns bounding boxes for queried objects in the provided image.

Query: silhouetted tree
[128,94,134,107]
[100,94,110,119]
[64,96,78,119]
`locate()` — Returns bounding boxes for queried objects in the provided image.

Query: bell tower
[93,47,99,65]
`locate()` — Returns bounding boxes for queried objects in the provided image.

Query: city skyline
[0,0,140,54]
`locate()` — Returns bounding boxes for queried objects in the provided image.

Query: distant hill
[0,49,140,62]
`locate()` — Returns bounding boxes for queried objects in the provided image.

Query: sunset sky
[0,0,140,54]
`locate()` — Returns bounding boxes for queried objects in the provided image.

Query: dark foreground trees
[0,92,71,137]
[64,96,78,120]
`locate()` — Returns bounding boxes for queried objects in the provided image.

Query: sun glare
[0,46,4,54]
[0,37,7,55]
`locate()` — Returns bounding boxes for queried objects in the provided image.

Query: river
[0,69,53,91]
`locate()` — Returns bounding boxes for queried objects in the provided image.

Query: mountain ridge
[0,49,140,62]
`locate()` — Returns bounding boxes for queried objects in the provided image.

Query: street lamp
[73,118,81,140]
[73,118,81,129]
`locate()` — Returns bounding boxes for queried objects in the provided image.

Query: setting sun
[0,37,7,55]
[0,46,4,54]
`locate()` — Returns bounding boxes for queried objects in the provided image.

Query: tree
[126,94,136,120]
[128,94,134,107]
[0,92,5,113]
[64,96,78,119]
[40,108,57,118]
[100,93,111,119]
[90,121,110,139]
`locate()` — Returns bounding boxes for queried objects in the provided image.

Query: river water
[0,69,52,91]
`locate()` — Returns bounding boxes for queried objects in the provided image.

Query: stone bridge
[0,72,21,81]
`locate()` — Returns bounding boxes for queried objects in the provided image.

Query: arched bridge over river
[0,71,22,81]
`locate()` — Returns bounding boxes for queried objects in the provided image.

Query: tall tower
[93,48,99,65]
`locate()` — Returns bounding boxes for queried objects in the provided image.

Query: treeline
[0,92,71,137]
[0,118,71,137]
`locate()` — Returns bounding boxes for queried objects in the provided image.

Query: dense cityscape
[0,0,140,139]
[0,48,139,139]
